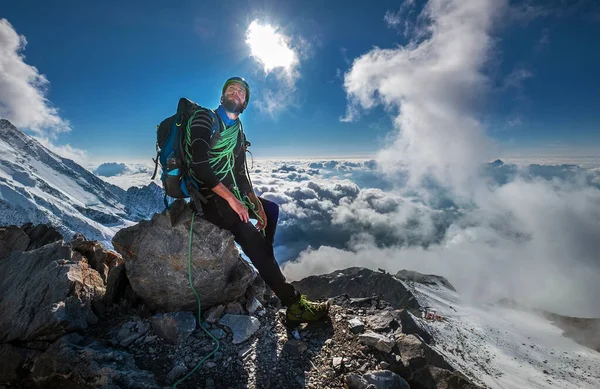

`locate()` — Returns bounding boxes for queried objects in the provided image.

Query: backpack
[151,97,220,208]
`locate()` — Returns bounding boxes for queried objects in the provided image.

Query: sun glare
[245,21,297,74]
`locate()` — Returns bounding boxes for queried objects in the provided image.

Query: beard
[222,95,244,114]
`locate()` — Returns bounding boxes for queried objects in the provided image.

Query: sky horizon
[1,0,600,167]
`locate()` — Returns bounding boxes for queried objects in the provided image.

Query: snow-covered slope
[0,119,164,247]
[403,279,600,388]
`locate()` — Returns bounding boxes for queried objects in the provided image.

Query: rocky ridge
[0,202,495,388]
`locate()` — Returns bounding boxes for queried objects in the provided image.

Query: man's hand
[227,197,250,223]
[249,193,267,231]
[255,201,267,231]
[211,182,250,223]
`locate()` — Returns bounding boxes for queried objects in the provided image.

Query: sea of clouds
[95,156,600,318]
[240,158,600,318]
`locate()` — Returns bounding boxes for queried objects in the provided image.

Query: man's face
[224,82,247,107]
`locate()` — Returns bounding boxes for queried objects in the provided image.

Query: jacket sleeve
[235,132,253,194]
[187,110,220,189]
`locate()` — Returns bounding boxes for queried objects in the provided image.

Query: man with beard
[186,76,330,324]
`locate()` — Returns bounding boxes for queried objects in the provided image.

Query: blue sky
[1,0,599,164]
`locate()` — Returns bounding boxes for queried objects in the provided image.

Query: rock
[71,239,122,282]
[116,320,151,347]
[364,370,410,389]
[359,331,396,353]
[366,311,398,332]
[398,309,432,343]
[21,223,63,251]
[166,363,188,381]
[291,267,421,310]
[0,226,29,260]
[225,301,245,315]
[31,333,159,388]
[218,314,260,344]
[348,318,365,334]
[112,200,254,311]
[104,263,129,306]
[345,373,368,389]
[150,312,196,344]
[246,273,268,305]
[395,269,456,292]
[411,366,481,389]
[0,241,105,343]
[0,344,40,383]
[209,328,226,339]
[398,334,452,373]
[205,305,225,323]
[246,296,264,315]
[332,357,344,370]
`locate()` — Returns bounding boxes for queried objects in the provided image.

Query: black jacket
[186,109,252,198]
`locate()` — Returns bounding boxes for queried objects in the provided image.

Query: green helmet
[222,76,251,113]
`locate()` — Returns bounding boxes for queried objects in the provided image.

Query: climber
[185,76,329,324]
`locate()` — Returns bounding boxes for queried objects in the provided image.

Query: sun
[245,21,297,75]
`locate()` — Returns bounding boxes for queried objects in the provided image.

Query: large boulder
[21,223,63,251]
[0,241,105,343]
[291,267,421,310]
[0,225,29,260]
[112,200,254,312]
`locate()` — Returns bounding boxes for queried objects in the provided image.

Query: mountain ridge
[0,119,163,247]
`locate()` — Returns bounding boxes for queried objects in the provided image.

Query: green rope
[173,212,220,389]
[183,111,265,228]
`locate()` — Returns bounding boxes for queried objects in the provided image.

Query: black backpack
[151,97,220,208]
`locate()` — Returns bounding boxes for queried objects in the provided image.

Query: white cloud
[342,0,505,191]
[246,20,305,117]
[0,18,70,136]
[503,67,534,90]
[384,0,419,37]
[88,161,156,189]
[242,158,600,316]
[384,10,403,27]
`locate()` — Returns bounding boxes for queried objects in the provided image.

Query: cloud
[503,67,533,90]
[384,0,422,37]
[90,162,155,189]
[0,18,70,136]
[246,20,305,116]
[342,0,504,191]
[94,162,128,177]
[265,160,600,316]
[33,136,88,165]
[384,10,403,27]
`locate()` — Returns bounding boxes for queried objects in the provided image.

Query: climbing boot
[286,295,330,325]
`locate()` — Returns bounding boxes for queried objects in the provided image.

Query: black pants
[200,195,299,306]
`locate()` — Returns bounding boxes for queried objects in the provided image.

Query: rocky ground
[11,290,478,389]
[2,209,599,389]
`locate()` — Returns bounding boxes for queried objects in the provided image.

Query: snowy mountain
[405,280,600,389]
[0,119,164,247]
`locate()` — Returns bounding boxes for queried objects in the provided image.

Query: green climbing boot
[286,295,330,325]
